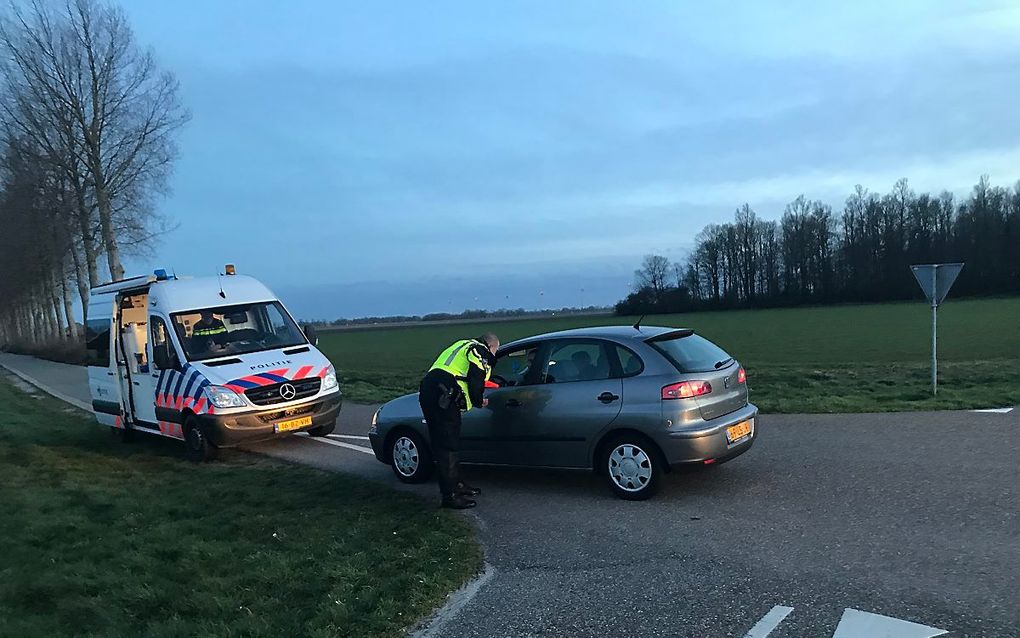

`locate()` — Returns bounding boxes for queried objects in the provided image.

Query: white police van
[86,265,342,460]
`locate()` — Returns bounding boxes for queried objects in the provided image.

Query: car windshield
[651,333,733,373]
[171,301,306,362]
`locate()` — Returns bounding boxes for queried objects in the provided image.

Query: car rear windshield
[650,334,733,373]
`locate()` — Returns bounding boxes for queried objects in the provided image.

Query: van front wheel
[184,419,218,462]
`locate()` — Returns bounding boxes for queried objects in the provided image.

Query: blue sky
[120,1,1020,319]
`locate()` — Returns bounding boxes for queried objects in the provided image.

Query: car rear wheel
[307,420,336,437]
[603,436,661,500]
[390,430,433,484]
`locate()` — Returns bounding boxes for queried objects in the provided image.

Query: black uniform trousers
[419,368,463,498]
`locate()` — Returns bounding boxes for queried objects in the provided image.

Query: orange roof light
[224,264,236,275]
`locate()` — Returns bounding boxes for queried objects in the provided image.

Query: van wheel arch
[592,429,669,475]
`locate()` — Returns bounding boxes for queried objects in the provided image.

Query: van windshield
[171,301,307,362]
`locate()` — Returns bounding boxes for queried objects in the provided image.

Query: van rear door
[86,297,123,427]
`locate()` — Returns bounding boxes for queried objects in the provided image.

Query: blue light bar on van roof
[154,269,169,280]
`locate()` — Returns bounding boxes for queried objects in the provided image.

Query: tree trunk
[72,178,101,287]
[51,273,67,341]
[61,273,77,341]
[70,240,92,327]
[89,156,124,281]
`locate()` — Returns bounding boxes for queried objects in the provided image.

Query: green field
[0,378,481,637]
[319,297,1020,413]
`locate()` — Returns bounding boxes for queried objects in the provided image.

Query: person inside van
[191,310,228,354]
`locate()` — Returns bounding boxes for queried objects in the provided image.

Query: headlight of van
[322,365,338,390]
[207,385,247,409]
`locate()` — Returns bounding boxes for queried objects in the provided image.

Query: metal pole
[931,267,938,397]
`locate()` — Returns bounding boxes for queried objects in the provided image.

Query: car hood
[376,393,423,424]
[189,347,333,390]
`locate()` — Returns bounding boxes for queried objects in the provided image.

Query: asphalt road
[2,353,1017,637]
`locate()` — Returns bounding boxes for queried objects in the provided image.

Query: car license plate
[276,416,313,433]
[726,420,752,443]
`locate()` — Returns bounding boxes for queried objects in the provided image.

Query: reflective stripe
[443,340,470,366]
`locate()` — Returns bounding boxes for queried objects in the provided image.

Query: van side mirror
[303,324,318,346]
[153,343,177,370]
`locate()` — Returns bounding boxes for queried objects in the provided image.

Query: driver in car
[191,310,228,354]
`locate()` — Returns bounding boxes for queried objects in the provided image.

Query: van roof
[148,275,278,312]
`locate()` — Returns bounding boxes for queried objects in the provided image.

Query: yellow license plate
[726,420,752,443]
[276,416,313,433]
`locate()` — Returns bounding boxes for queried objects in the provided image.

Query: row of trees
[0,0,187,349]
[619,177,1020,314]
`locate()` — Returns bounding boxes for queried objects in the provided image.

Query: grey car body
[368,325,758,499]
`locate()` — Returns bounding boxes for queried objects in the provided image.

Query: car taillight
[738,367,746,384]
[661,381,712,399]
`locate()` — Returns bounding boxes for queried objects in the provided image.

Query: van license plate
[276,416,313,433]
[726,420,752,443]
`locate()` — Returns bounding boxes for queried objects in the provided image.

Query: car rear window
[650,334,732,373]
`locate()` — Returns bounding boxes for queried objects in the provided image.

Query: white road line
[832,608,947,638]
[327,434,370,441]
[303,434,374,455]
[744,605,794,638]
[971,407,1014,414]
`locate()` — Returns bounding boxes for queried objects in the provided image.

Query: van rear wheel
[184,418,218,462]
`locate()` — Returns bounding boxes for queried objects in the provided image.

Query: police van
[86,265,342,460]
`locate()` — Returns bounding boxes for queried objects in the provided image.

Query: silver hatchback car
[368,326,758,499]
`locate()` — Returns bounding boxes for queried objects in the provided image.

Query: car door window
[613,345,644,377]
[492,345,541,387]
[542,341,612,384]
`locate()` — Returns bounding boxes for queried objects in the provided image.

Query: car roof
[503,325,687,348]
[149,275,278,312]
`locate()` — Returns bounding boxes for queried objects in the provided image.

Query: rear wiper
[714,358,733,369]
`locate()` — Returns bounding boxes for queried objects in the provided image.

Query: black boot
[441,494,477,509]
[457,482,481,497]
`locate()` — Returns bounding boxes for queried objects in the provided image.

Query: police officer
[192,310,228,353]
[419,332,499,509]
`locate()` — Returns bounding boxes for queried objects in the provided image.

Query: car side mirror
[153,343,178,370]
[303,324,318,346]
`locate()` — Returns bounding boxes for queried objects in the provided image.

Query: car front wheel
[389,430,433,484]
[603,436,661,500]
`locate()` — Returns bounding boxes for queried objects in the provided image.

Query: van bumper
[197,394,342,448]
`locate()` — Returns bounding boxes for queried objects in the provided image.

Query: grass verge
[318,297,1020,412]
[0,376,481,637]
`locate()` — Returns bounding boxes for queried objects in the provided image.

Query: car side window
[613,345,644,378]
[492,345,541,387]
[542,341,612,384]
[150,317,178,370]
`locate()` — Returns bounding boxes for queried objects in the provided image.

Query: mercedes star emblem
[279,383,297,400]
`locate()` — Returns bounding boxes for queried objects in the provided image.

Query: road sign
[909,263,964,397]
[910,263,963,307]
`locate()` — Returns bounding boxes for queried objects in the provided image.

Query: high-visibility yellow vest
[193,323,226,337]
[429,339,491,410]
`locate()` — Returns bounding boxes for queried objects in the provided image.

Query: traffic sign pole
[910,263,964,399]
[931,266,937,396]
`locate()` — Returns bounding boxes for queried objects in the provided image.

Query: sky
[119,0,1020,320]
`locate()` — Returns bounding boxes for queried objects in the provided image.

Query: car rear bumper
[655,403,758,466]
[197,394,342,448]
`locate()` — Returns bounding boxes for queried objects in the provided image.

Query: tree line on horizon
[0,0,187,352]
[617,176,1020,315]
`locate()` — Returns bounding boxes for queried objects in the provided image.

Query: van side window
[150,317,176,370]
[85,318,111,367]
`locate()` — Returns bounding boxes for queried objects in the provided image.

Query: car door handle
[597,392,620,404]
[505,398,522,408]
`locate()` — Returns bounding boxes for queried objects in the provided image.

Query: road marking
[743,605,794,637]
[831,609,947,638]
[327,434,370,441]
[971,407,1014,414]
[303,434,374,455]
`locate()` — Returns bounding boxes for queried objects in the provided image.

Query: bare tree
[634,254,671,300]
[0,0,188,282]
